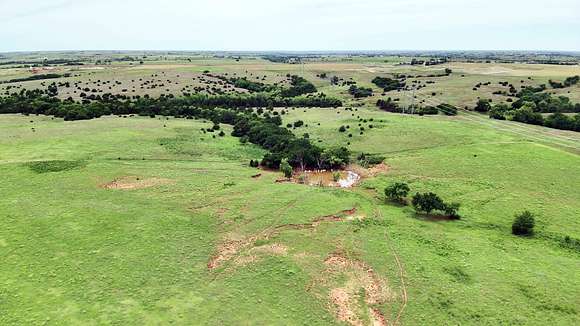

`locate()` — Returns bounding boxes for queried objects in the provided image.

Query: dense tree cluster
[348,85,373,98]
[384,182,410,204]
[376,98,450,116]
[372,77,405,92]
[0,87,347,170]
[1,73,70,84]
[412,192,460,219]
[486,87,580,132]
[549,75,579,89]
[229,77,277,93]
[280,75,317,97]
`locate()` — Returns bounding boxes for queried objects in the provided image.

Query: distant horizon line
[2,49,580,55]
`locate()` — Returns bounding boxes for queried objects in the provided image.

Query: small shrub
[280,159,293,178]
[512,211,535,236]
[385,182,410,204]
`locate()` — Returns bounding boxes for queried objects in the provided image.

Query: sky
[1,0,579,52]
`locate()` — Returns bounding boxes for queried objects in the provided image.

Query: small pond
[297,170,360,188]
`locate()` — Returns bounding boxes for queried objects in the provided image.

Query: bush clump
[512,211,535,236]
[385,182,410,204]
[411,192,460,219]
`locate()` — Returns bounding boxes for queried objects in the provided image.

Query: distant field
[1,53,580,325]
[2,56,579,109]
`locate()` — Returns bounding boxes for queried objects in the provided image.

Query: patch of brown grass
[101,176,173,190]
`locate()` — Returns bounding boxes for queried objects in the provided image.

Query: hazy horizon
[1,0,579,52]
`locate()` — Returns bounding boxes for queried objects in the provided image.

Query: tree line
[478,87,580,132]
[0,73,71,84]
[0,87,347,170]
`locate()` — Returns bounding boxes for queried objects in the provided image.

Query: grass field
[1,54,580,325]
[1,107,579,325]
[2,55,579,108]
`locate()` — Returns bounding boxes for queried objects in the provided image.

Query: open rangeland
[1,54,579,325]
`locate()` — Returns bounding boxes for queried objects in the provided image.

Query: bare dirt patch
[330,288,363,326]
[349,163,390,179]
[101,176,172,190]
[323,252,392,326]
[251,243,288,256]
[207,208,358,270]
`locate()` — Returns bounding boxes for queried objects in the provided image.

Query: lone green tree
[385,182,410,204]
[280,158,293,179]
[411,192,445,215]
[512,211,535,236]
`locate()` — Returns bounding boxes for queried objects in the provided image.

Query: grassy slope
[1,110,579,325]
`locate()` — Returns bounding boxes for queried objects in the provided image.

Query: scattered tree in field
[412,192,461,219]
[372,77,404,92]
[280,159,293,178]
[474,99,491,113]
[338,125,346,132]
[385,182,410,204]
[512,211,535,236]
[412,192,445,214]
[348,85,373,98]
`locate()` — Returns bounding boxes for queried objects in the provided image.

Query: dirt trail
[207,208,359,271]
[376,209,408,325]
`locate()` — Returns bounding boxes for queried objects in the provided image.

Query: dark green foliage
[475,99,492,113]
[512,211,535,236]
[417,106,439,115]
[549,75,579,89]
[356,152,384,167]
[443,202,461,219]
[513,87,577,113]
[372,77,404,92]
[293,120,304,128]
[376,98,401,112]
[321,146,351,169]
[348,85,373,98]
[1,73,70,84]
[412,192,445,214]
[488,103,510,120]
[280,75,317,97]
[385,182,410,203]
[338,125,346,132]
[489,88,580,131]
[249,160,259,168]
[437,103,458,116]
[412,192,461,218]
[512,106,544,125]
[1,87,346,170]
[231,77,277,92]
[26,160,85,173]
[280,159,293,178]
[544,112,576,130]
